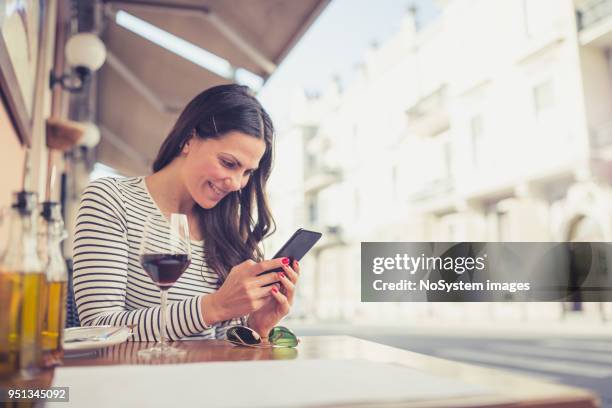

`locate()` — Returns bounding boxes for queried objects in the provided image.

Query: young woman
[72,84,299,342]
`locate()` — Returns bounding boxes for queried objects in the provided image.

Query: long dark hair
[152,84,275,280]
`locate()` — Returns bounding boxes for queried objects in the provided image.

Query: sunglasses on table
[226,325,299,348]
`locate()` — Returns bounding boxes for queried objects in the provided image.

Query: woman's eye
[221,160,235,168]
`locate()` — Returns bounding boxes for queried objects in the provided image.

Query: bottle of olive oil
[0,191,45,379]
[38,201,68,364]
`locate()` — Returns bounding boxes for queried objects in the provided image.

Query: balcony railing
[304,166,343,194]
[577,0,612,31]
[406,85,450,136]
[408,178,453,202]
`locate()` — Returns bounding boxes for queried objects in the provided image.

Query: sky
[259,0,439,129]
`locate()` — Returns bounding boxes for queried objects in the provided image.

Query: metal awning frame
[102,0,277,76]
[105,50,182,113]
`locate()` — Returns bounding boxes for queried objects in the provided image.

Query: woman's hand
[247,259,300,339]
[200,258,290,325]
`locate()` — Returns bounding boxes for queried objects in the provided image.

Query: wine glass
[138,212,191,357]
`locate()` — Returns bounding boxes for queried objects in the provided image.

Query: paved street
[295,323,612,407]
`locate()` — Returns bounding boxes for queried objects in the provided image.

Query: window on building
[428,130,451,185]
[470,115,484,167]
[305,152,317,174]
[303,126,318,174]
[442,141,452,179]
[307,197,318,224]
[391,165,398,200]
[533,80,555,119]
[523,0,557,39]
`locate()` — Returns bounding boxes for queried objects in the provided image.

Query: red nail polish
[278,272,285,279]
[272,286,278,293]
[281,257,290,265]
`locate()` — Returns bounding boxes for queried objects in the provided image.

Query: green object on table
[268,326,299,347]
[226,325,299,348]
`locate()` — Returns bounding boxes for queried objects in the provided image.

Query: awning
[96,0,329,175]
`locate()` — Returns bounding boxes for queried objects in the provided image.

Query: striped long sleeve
[72,177,244,341]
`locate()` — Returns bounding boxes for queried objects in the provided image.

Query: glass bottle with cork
[38,200,68,365]
[0,190,45,379]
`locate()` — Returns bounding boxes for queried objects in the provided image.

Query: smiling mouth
[208,181,228,197]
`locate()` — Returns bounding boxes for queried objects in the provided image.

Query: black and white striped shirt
[72,176,245,341]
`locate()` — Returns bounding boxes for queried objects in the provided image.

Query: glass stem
[160,289,168,349]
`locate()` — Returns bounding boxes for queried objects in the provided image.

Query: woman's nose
[223,174,242,191]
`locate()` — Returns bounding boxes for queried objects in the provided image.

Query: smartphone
[258,228,323,280]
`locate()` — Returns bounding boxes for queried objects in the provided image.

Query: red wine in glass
[141,254,190,288]
[138,212,191,358]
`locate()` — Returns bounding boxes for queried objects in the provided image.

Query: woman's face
[181,131,266,209]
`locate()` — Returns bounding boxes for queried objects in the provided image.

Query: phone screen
[272,228,322,261]
[259,228,322,279]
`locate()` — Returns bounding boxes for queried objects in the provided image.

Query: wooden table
[2,336,601,407]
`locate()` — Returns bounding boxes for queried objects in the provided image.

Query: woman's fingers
[270,286,290,314]
[254,270,283,287]
[254,284,278,300]
[281,263,299,284]
[277,271,295,303]
[251,258,290,276]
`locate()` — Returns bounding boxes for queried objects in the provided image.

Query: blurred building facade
[268,0,612,323]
